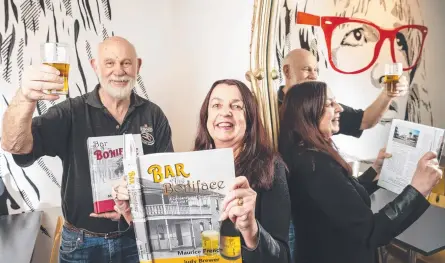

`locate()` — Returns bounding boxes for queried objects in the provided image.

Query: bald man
[280,48,408,262]
[2,36,174,262]
[280,48,408,137]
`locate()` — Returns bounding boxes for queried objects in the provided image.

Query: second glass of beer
[41,42,70,95]
[383,62,402,94]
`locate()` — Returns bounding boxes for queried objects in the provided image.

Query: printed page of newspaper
[433,129,445,168]
[378,119,442,194]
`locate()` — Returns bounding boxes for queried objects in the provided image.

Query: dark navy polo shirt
[12,85,174,233]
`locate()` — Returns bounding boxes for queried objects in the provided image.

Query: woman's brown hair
[278,81,351,175]
[194,79,276,189]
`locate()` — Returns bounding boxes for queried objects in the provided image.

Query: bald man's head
[98,36,138,59]
[282,48,319,94]
[91,36,142,100]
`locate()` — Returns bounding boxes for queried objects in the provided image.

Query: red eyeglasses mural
[296,11,428,74]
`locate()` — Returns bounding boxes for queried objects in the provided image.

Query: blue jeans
[59,226,139,263]
[289,220,295,262]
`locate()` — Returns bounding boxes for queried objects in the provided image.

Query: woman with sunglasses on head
[279,81,441,263]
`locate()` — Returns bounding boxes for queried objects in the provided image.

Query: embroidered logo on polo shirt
[140,124,155,146]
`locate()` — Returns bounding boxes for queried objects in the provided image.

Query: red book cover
[87,134,143,213]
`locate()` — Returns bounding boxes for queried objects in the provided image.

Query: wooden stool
[49,216,64,263]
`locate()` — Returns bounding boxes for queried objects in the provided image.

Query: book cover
[87,134,143,214]
[123,134,153,262]
[131,148,242,263]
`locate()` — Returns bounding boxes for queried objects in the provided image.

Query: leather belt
[63,221,124,239]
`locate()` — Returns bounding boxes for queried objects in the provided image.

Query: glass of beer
[201,230,220,256]
[383,62,402,93]
[40,42,70,95]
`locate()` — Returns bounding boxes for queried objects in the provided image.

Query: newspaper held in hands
[378,119,445,194]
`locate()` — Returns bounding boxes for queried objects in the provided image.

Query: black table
[370,188,445,263]
[0,211,42,263]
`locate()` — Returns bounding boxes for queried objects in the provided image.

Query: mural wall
[274,0,443,162]
[0,0,254,262]
[0,0,124,215]
[0,0,149,261]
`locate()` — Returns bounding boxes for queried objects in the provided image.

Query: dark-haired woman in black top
[279,81,442,263]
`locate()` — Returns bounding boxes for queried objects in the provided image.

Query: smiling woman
[206,82,247,152]
[194,78,291,263]
[195,79,276,190]
[278,79,441,263]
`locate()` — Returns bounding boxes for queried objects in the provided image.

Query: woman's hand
[112,175,133,224]
[372,147,392,178]
[411,151,443,196]
[90,175,133,224]
[112,175,130,201]
[219,176,259,249]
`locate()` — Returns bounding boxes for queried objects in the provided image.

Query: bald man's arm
[361,75,409,130]
[361,92,393,130]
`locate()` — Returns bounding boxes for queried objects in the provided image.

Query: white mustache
[110,77,131,81]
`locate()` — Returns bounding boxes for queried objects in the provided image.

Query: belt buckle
[104,231,119,239]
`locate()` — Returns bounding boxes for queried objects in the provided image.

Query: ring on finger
[237,197,244,206]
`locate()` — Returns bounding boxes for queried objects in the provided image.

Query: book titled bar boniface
[87,134,143,214]
[123,134,242,263]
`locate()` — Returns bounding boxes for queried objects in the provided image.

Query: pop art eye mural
[295,11,428,75]
[271,0,433,162]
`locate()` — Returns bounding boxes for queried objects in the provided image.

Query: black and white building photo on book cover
[140,177,224,258]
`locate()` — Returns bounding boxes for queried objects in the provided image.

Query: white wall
[112,0,254,152]
[169,0,253,151]
[422,0,445,129]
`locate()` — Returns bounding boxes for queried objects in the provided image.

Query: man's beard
[99,75,135,100]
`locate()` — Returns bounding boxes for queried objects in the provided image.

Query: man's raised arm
[361,75,409,130]
[1,65,63,154]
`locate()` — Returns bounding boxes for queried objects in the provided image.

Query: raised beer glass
[40,42,70,95]
[383,62,402,94]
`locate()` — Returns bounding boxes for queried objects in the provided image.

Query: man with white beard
[1,36,173,262]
